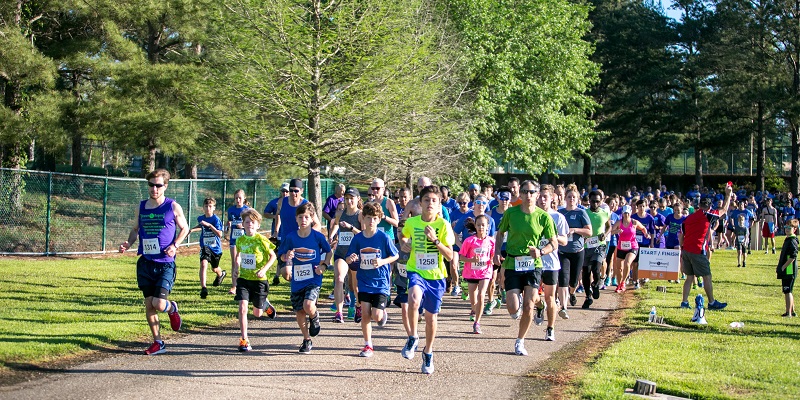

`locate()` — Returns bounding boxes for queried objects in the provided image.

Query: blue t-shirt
[227,205,249,245]
[346,230,398,296]
[450,208,470,227]
[729,209,755,228]
[278,230,331,292]
[559,208,591,253]
[656,207,673,218]
[664,214,685,248]
[278,197,308,241]
[442,198,458,215]
[263,197,280,236]
[631,213,656,247]
[608,212,621,246]
[650,213,667,248]
[197,214,223,254]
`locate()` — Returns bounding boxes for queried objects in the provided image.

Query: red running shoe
[168,301,182,331]
[144,341,166,355]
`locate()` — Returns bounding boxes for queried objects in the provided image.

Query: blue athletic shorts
[408,272,445,314]
[137,257,176,299]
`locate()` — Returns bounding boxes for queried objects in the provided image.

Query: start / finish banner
[638,248,680,280]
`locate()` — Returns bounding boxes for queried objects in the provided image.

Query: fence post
[45,172,52,255]
[186,180,193,245]
[102,177,108,252]
[252,179,258,213]
[222,180,228,225]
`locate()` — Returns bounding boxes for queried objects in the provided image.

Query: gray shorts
[681,251,711,277]
[290,285,320,311]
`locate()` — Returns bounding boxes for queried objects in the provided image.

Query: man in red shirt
[679,184,733,310]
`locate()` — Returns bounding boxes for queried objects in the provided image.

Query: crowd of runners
[120,170,799,374]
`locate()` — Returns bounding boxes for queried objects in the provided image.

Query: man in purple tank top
[119,169,190,355]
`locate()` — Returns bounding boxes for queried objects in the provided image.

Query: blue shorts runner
[137,257,176,299]
[408,272,445,314]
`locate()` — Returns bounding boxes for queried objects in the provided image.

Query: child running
[733,214,749,268]
[227,189,249,294]
[345,202,399,357]
[233,209,277,351]
[189,198,226,299]
[278,203,332,354]
[459,215,496,334]
[777,219,798,317]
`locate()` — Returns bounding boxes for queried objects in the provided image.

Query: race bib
[231,229,244,240]
[635,234,644,243]
[293,264,314,281]
[415,252,438,270]
[619,241,632,251]
[397,263,407,277]
[737,235,745,243]
[240,253,256,269]
[514,256,535,272]
[586,236,600,249]
[142,238,160,255]
[203,236,216,247]
[360,253,378,270]
[338,231,354,246]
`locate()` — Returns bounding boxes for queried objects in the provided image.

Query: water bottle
[649,306,657,323]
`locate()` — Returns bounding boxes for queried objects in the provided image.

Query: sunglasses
[148,182,165,188]
[457,201,468,205]
[370,186,384,191]
[281,190,289,193]
[289,189,301,193]
[521,189,538,195]
[475,201,488,205]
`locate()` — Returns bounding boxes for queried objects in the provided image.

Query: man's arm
[383,198,399,228]
[170,202,190,257]
[119,208,140,252]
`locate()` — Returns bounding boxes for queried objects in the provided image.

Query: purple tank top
[137,198,176,262]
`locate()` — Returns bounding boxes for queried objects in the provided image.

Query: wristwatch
[433,239,441,245]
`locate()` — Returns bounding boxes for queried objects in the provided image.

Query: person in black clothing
[777,219,799,317]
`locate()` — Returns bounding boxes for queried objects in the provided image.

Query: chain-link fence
[0,169,335,255]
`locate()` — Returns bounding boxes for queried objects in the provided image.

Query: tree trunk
[184,161,198,179]
[694,147,703,187]
[582,154,592,188]
[28,139,34,163]
[7,142,23,211]
[307,157,323,220]
[146,137,157,175]
[792,125,800,194]
[756,102,766,192]
[71,134,82,174]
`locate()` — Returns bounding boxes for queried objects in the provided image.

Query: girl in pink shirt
[459,215,496,334]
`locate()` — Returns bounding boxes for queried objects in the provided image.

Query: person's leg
[450,253,460,293]
[475,280,489,325]
[517,285,536,339]
[229,246,239,294]
[544,284,556,328]
[295,310,309,338]
[702,274,716,303]
[145,297,161,342]
[423,311,438,353]
[200,259,209,288]
[682,275,694,303]
[361,302,373,345]
[506,288,521,315]
[469,282,479,316]
[486,269,497,305]
[239,300,249,340]
[407,285,423,338]
[334,258,348,315]
[581,263,592,300]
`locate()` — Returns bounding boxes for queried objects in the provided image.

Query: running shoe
[200,287,208,299]
[680,301,690,309]
[698,277,704,288]
[347,306,356,320]
[451,286,462,297]
[494,298,503,309]
[299,339,312,354]
[484,302,494,316]
[378,311,389,327]
[470,310,475,321]
[772,248,776,254]
[582,298,593,309]
[264,300,276,319]
[421,352,434,374]
[401,336,419,359]
[782,312,792,317]
[576,285,584,294]
[592,283,601,299]
[708,300,728,310]
[359,345,374,358]
[511,305,521,320]
[328,292,335,300]
[168,301,182,331]
[569,293,577,307]
[354,307,363,323]
[238,338,251,352]
[501,290,507,304]
[514,339,528,356]
[604,276,611,287]
[534,302,546,326]
[545,327,555,341]
[461,290,469,301]
[144,341,166,355]
[473,322,482,334]
[742,262,746,268]
[333,312,344,323]
[559,307,569,320]
[309,312,321,337]
[213,270,227,287]
[330,302,337,311]
[611,277,618,286]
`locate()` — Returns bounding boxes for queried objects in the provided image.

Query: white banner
[638,248,680,280]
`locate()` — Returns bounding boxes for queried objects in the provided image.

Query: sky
[659,0,683,21]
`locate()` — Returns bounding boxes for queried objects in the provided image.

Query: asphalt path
[1,288,619,400]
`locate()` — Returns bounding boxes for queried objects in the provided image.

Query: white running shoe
[514,339,528,356]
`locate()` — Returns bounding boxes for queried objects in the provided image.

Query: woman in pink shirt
[610,205,650,292]
[459,215,496,334]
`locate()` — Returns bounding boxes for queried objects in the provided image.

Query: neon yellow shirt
[401,215,455,280]
[235,233,275,281]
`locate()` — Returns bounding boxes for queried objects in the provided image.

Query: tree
[203,0,463,213]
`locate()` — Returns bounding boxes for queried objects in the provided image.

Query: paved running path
[2,290,619,399]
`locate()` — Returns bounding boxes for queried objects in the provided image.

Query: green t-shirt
[401,214,455,280]
[585,208,611,245]
[498,205,556,270]
[235,233,275,281]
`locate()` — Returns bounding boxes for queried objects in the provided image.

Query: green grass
[0,250,330,372]
[578,237,800,400]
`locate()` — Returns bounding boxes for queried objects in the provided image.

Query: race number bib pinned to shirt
[142,238,160,255]
[514,256,535,272]
[338,231,354,246]
[737,235,745,243]
[231,229,244,240]
[619,241,633,251]
[240,253,256,269]
[360,253,378,270]
[293,264,314,281]
[586,236,600,249]
[397,263,408,278]
[415,252,438,270]
[203,236,216,247]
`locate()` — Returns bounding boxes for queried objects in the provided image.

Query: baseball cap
[468,183,480,190]
[280,183,290,191]
[345,188,360,198]
[621,205,632,214]
[289,178,303,189]
[497,192,511,201]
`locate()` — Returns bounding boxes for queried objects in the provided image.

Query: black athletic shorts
[290,285,320,311]
[504,268,541,291]
[358,292,389,310]
[617,248,639,263]
[200,247,222,269]
[541,270,558,286]
[235,278,269,309]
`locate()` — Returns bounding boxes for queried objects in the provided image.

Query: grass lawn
[0,249,329,373]
[578,237,800,400]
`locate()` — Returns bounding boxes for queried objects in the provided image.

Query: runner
[274,179,321,289]
[581,191,612,308]
[119,169,189,355]
[399,185,455,374]
[507,177,523,207]
[189,197,225,299]
[367,178,400,243]
[322,183,346,230]
[226,189,249,294]
[603,195,622,288]
[648,202,667,249]
[459,215,496,334]
[610,205,650,293]
[777,219,798,317]
[761,197,778,254]
[630,199,656,289]
[440,186,457,215]
[488,187,512,313]
[453,194,497,297]
[493,180,557,355]
[536,185,569,340]
[328,188,363,323]
[559,187,591,317]
[263,183,290,285]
